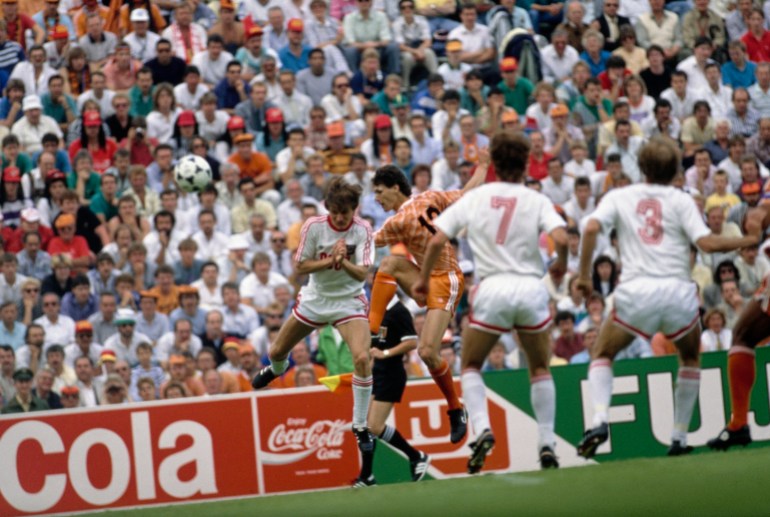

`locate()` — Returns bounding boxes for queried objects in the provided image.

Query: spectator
[741,7,770,63]
[342,0,400,76]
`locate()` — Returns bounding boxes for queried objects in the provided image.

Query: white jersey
[590,184,710,282]
[434,183,566,279]
[295,215,374,298]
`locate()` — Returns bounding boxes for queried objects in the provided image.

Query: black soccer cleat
[251,365,276,389]
[448,407,468,444]
[410,451,431,482]
[539,446,560,469]
[352,475,376,488]
[667,440,694,456]
[707,426,752,451]
[353,426,376,453]
[467,429,495,474]
[577,422,609,459]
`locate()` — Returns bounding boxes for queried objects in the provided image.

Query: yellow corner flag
[319,373,354,394]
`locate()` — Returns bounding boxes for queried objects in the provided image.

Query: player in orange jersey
[369,155,489,444]
[708,200,770,450]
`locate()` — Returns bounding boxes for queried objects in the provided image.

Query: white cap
[115,308,137,325]
[21,207,40,222]
[459,260,474,275]
[22,95,42,111]
[130,8,150,22]
[227,234,249,250]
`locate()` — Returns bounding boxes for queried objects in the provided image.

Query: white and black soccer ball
[175,155,213,193]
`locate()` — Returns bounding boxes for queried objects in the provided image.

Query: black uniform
[372,301,417,403]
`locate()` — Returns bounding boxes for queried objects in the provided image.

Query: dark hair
[325,177,362,212]
[647,44,665,58]
[373,165,412,196]
[555,311,575,324]
[46,344,65,357]
[638,138,681,184]
[442,89,461,103]
[575,176,591,189]
[79,112,107,149]
[490,131,530,182]
[606,55,626,69]
[592,256,618,294]
[309,48,324,59]
[713,259,741,285]
[693,100,711,114]
[654,98,672,112]
[156,264,174,277]
[153,209,176,228]
[41,133,59,146]
[71,274,90,289]
[671,70,688,81]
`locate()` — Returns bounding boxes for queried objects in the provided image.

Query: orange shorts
[426,269,465,313]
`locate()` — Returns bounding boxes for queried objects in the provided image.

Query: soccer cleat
[448,407,468,444]
[539,446,560,469]
[707,426,752,451]
[577,422,609,459]
[467,429,495,474]
[667,440,694,456]
[353,426,375,453]
[352,475,376,488]
[251,365,276,390]
[410,451,431,482]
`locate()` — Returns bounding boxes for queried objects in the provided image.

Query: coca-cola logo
[262,418,349,465]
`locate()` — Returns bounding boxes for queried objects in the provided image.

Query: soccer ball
[175,155,213,193]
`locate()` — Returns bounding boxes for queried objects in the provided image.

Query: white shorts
[469,274,552,335]
[293,289,369,328]
[612,277,700,341]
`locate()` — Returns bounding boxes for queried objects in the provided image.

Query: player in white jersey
[415,132,569,473]
[576,139,764,458]
[251,178,378,471]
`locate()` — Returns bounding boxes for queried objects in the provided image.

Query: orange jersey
[375,190,463,273]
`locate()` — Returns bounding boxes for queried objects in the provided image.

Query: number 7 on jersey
[491,197,517,244]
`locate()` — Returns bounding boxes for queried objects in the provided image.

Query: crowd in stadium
[0,0,769,412]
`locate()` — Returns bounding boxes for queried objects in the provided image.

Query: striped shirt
[0,41,23,74]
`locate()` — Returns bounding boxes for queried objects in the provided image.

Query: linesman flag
[319,373,354,394]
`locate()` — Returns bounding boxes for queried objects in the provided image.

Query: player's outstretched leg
[578,322,635,459]
[668,324,703,456]
[368,256,405,335]
[708,300,770,451]
[252,316,314,389]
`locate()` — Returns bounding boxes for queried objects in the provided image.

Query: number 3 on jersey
[491,196,517,244]
[636,199,663,245]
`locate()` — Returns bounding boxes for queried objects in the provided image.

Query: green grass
[106,448,770,516]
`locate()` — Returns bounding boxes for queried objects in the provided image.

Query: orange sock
[727,347,756,430]
[430,360,462,411]
[369,272,397,334]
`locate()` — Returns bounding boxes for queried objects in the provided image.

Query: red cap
[741,182,761,195]
[49,24,68,40]
[75,321,93,333]
[327,120,345,137]
[374,114,392,130]
[500,57,518,72]
[83,111,101,127]
[247,25,264,38]
[266,107,284,123]
[2,167,20,183]
[100,350,117,362]
[46,169,66,182]
[226,115,245,130]
[287,18,304,32]
[177,110,196,127]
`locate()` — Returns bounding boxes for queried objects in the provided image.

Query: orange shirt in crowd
[74,5,110,38]
[148,285,180,315]
[228,151,272,184]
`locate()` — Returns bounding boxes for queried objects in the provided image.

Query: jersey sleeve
[679,192,711,244]
[539,196,568,235]
[355,220,375,267]
[294,219,318,263]
[587,191,619,233]
[435,190,463,210]
[374,214,402,247]
[434,193,472,239]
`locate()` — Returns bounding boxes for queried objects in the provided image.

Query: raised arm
[461,147,491,193]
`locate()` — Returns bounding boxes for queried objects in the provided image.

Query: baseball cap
[327,120,345,138]
[100,350,117,363]
[223,337,240,352]
[22,94,42,111]
[177,110,196,127]
[219,0,234,10]
[374,114,392,129]
[446,40,462,52]
[115,308,137,325]
[247,25,264,38]
[227,115,246,130]
[61,385,80,396]
[550,104,569,117]
[21,207,41,222]
[130,7,149,21]
[227,234,249,250]
[3,167,20,183]
[83,110,101,126]
[741,182,761,195]
[500,57,518,72]
[390,94,409,109]
[49,24,68,40]
[139,290,159,300]
[234,133,255,144]
[55,213,76,228]
[266,107,284,123]
[177,285,199,297]
[501,110,519,123]
[75,321,93,333]
[13,368,34,381]
[287,18,304,32]
[46,169,66,182]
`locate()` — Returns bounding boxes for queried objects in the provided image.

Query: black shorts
[372,363,407,403]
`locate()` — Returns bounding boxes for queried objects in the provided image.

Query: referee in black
[354,295,431,487]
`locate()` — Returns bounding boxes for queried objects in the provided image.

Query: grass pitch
[108,447,770,516]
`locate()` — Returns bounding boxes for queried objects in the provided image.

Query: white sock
[589,359,613,428]
[672,367,700,445]
[270,358,289,375]
[531,375,556,449]
[461,368,490,436]
[352,375,373,428]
